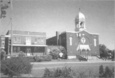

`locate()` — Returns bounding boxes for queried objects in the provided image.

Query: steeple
[75,8,86,32]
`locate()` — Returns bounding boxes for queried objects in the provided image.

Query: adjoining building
[47,11,99,59]
[5,30,47,56]
[0,35,5,50]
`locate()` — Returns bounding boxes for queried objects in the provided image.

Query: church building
[47,11,99,59]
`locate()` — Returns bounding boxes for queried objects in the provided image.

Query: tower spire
[75,8,86,32]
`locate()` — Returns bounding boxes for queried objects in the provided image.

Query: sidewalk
[31,60,114,65]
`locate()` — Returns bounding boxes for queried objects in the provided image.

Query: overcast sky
[0,0,114,50]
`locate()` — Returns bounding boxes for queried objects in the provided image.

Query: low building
[5,30,47,56]
[0,35,5,50]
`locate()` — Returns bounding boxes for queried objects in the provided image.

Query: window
[94,39,97,46]
[17,47,20,52]
[33,47,45,53]
[81,37,86,44]
[69,37,72,46]
[13,46,20,53]
[82,34,85,36]
[80,22,84,28]
[13,47,17,52]
[34,47,37,52]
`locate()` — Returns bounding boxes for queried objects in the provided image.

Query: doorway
[26,47,31,56]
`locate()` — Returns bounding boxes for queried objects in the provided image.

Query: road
[31,60,114,69]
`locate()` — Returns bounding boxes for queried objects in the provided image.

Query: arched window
[69,37,72,46]
[94,39,97,46]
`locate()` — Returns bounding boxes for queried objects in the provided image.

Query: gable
[78,30,99,37]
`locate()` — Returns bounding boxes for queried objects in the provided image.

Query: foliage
[50,49,60,59]
[34,55,52,62]
[0,50,6,61]
[43,65,114,78]
[99,65,114,78]
[0,51,4,60]
[99,44,115,60]
[43,67,75,78]
[77,71,86,78]
[21,56,35,62]
[103,66,114,78]
[111,50,115,61]
[99,44,109,59]
[1,57,32,77]
[48,46,67,59]
[99,65,104,78]
[109,50,115,61]
[18,51,26,57]
[59,46,67,59]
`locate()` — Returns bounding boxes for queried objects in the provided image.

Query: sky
[0,0,115,50]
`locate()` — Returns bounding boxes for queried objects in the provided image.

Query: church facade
[47,11,99,59]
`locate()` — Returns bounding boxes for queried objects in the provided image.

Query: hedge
[1,57,32,77]
[33,55,52,62]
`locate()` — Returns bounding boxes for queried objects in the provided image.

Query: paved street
[31,60,114,69]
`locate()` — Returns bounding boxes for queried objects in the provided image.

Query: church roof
[75,12,85,21]
[60,30,99,35]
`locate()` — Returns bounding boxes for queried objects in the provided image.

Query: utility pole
[10,0,13,55]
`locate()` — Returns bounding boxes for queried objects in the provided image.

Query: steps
[76,55,87,61]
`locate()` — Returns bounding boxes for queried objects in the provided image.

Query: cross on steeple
[79,8,81,12]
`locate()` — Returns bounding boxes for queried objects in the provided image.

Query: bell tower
[75,9,86,32]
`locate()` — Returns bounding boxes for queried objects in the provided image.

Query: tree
[111,50,115,61]
[99,44,109,59]
[0,0,10,18]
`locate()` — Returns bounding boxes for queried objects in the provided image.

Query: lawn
[31,60,114,77]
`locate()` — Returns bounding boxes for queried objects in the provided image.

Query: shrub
[0,51,4,60]
[34,55,42,62]
[103,66,114,78]
[43,55,52,61]
[50,49,60,59]
[43,67,75,78]
[43,68,54,78]
[18,51,25,57]
[34,55,52,62]
[99,65,114,78]
[47,46,67,59]
[1,57,32,77]
[77,71,86,78]
[59,46,67,59]
[0,50,6,61]
[99,65,104,78]
[21,56,35,62]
